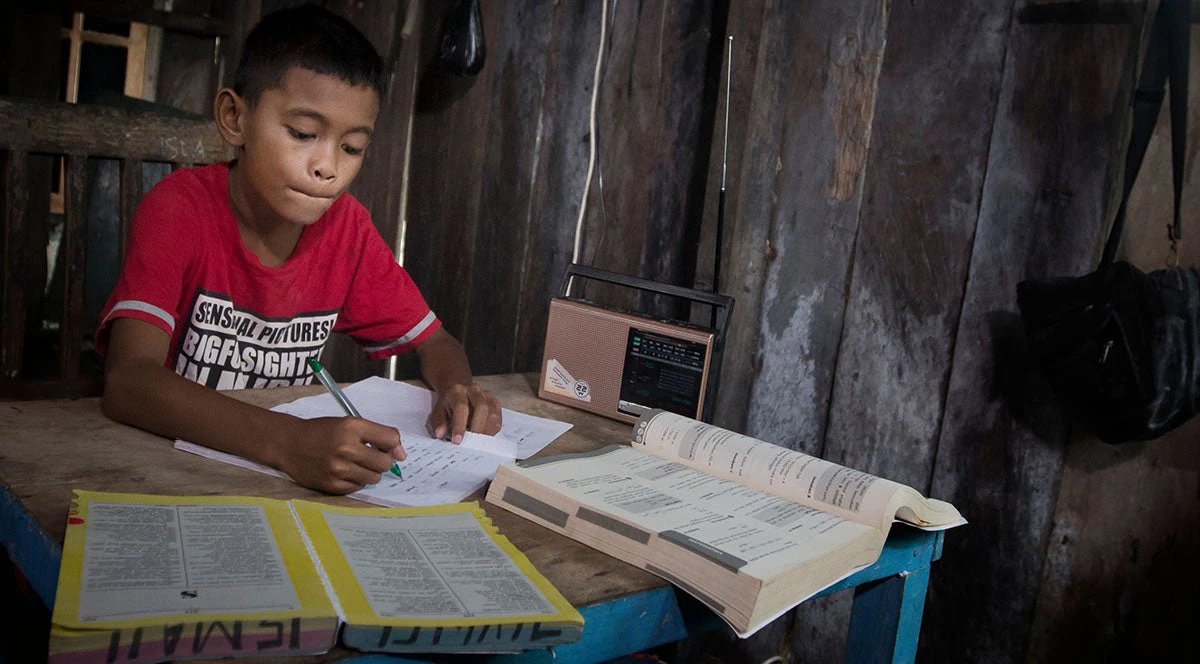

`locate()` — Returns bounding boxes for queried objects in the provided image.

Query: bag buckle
[1167,224,1181,269]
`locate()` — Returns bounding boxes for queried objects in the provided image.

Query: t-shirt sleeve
[336,220,441,360]
[93,178,194,356]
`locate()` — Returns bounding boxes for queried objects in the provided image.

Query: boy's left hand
[428,382,502,443]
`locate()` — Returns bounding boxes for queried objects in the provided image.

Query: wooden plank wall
[403,0,721,376]
[579,0,720,319]
[398,1,1199,662]
[402,0,501,373]
[712,0,890,453]
[924,7,1138,664]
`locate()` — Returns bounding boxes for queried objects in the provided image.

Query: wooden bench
[0,96,230,399]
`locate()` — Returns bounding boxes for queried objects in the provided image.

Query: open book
[485,410,964,638]
[49,491,582,663]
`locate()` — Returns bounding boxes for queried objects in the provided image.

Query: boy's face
[232,67,380,226]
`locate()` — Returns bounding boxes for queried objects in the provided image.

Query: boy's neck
[227,163,304,268]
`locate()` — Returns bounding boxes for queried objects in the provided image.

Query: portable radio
[538,264,733,424]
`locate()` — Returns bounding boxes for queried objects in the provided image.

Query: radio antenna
[711,35,732,329]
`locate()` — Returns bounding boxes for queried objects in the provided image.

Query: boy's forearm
[416,329,475,393]
[102,357,296,469]
[414,328,501,437]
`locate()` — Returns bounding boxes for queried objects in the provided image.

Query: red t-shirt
[96,162,440,390]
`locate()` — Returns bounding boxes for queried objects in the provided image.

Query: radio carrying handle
[560,263,735,422]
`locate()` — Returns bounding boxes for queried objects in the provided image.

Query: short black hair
[233,4,385,106]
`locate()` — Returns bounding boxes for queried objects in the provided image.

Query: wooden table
[0,373,944,664]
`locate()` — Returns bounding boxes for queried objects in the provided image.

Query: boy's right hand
[279,417,406,494]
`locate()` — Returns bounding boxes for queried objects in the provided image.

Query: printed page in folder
[49,491,338,663]
[174,377,573,507]
[292,500,583,653]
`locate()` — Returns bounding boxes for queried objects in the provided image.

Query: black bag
[1017,0,1194,444]
[439,0,487,77]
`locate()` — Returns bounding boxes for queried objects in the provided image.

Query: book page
[291,501,581,628]
[508,446,875,582]
[633,410,963,532]
[55,492,333,629]
[77,502,299,621]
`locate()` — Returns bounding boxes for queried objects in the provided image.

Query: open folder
[49,490,583,663]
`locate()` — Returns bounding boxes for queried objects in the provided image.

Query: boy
[98,5,500,495]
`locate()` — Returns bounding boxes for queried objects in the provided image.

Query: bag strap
[1100,0,1190,268]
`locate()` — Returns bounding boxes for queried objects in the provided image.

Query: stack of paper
[175,377,573,506]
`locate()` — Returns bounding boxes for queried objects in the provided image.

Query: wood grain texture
[1,150,28,386]
[709,0,798,434]
[7,151,51,388]
[741,0,889,456]
[403,1,500,343]
[394,0,720,375]
[1121,25,1200,270]
[692,0,761,301]
[580,0,717,321]
[16,0,233,37]
[821,0,1012,491]
[336,0,404,249]
[512,1,606,373]
[117,158,142,265]
[0,98,229,163]
[0,3,1188,659]
[0,10,59,394]
[925,13,1135,664]
[0,95,225,396]
[1028,422,1200,661]
[462,0,558,375]
[58,155,88,380]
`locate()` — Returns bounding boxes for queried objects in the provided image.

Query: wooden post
[125,23,150,99]
[118,158,143,266]
[59,155,88,380]
[63,13,84,104]
[1,150,28,389]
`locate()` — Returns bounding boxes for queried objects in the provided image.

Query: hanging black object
[1017,0,1194,444]
[439,0,486,77]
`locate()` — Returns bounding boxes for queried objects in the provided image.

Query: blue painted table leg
[845,565,931,664]
[0,484,61,609]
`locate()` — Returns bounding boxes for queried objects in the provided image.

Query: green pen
[307,357,403,479]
